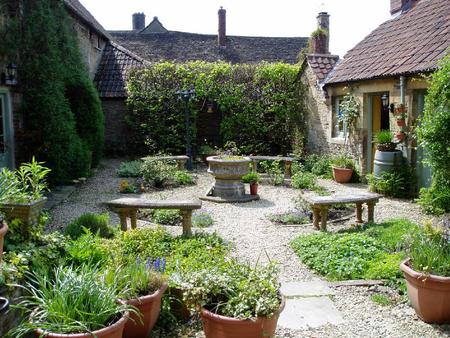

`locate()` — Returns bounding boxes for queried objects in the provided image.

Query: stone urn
[202,156,258,202]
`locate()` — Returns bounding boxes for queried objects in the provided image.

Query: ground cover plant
[269,211,310,225]
[192,210,214,228]
[117,160,143,178]
[291,219,420,284]
[152,209,182,226]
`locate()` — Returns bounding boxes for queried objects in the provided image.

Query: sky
[79,0,392,58]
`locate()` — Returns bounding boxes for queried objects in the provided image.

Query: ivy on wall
[126,61,306,156]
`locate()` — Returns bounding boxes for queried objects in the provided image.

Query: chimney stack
[390,0,417,15]
[310,12,330,54]
[132,13,146,31]
[218,7,226,47]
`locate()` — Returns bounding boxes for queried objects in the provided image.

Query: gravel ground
[48,159,450,338]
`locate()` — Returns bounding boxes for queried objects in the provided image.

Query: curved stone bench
[104,197,202,236]
[141,155,189,170]
[301,192,382,231]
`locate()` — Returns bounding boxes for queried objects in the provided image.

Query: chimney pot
[132,12,146,31]
[311,12,330,54]
[218,7,226,47]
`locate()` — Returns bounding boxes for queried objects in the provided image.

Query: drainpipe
[400,76,406,105]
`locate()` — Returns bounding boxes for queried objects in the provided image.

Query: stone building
[301,0,450,189]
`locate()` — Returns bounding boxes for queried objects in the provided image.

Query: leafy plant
[178,260,281,319]
[152,209,182,226]
[192,211,214,228]
[339,92,360,136]
[141,159,177,188]
[367,166,416,198]
[119,179,137,193]
[331,155,354,169]
[117,160,142,178]
[374,130,393,144]
[11,265,132,336]
[65,213,115,239]
[302,154,333,179]
[269,212,310,225]
[260,160,284,185]
[65,230,110,267]
[370,294,393,306]
[173,170,194,185]
[417,183,450,215]
[291,172,318,190]
[242,172,260,184]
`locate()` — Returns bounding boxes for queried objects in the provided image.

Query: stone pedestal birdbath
[200,156,260,203]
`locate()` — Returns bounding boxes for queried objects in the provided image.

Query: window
[332,96,347,139]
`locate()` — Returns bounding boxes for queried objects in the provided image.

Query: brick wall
[101,98,131,155]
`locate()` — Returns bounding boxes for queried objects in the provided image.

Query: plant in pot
[396,113,407,127]
[242,172,260,195]
[105,257,168,338]
[372,130,403,178]
[10,265,134,338]
[0,158,51,226]
[400,221,450,324]
[178,260,284,338]
[330,155,354,184]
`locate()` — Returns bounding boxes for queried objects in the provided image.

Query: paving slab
[278,297,344,330]
[280,281,334,297]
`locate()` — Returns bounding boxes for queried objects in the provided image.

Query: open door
[0,91,15,170]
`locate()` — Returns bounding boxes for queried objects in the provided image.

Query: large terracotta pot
[332,167,353,183]
[200,298,285,338]
[400,259,450,324]
[0,221,8,262]
[123,283,168,338]
[34,312,128,338]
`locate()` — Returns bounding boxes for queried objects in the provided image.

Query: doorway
[367,93,390,173]
[0,90,15,169]
[414,90,432,189]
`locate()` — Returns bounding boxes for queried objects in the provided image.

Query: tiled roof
[109,30,308,64]
[305,54,339,83]
[326,0,450,85]
[64,0,111,40]
[94,42,146,98]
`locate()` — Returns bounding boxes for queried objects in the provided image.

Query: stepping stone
[278,297,344,330]
[280,281,334,298]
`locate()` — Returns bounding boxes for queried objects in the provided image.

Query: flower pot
[394,106,406,114]
[400,259,450,324]
[0,221,7,262]
[123,283,168,338]
[250,183,258,195]
[34,312,129,338]
[0,197,47,226]
[396,119,406,127]
[396,132,406,142]
[332,167,353,183]
[200,298,285,338]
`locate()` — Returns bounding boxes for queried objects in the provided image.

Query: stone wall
[102,98,130,155]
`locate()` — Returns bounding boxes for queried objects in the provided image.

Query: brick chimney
[132,13,146,31]
[310,12,330,54]
[390,0,418,15]
[218,7,226,47]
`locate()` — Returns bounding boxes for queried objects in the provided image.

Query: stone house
[0,0,110,169]
[301,0,450,189]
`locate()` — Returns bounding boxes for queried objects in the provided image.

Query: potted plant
[372,130,403,177]
[242,172,260,195]
[179,260,284,338]
[11,265,133,338]
[330,155,354,183]
[396,131,406,142]
[400,221,450,323]
[0,157,51,226]
[106,257,168,338]
[396,113,406,127]
[394,103,407,115]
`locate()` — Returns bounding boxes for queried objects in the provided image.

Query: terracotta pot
[396,132,406,142]
[200,298,285,338]
[123,283,167,338]
[332,167,353,183]
[34,312,128,338]
[400,259,450,323]
[0,221,7,262]
[396,119,406,127]
[394,106,406,114]
[250,183,258,195]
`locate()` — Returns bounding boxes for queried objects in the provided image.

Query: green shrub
[242,172,260,184]
[331,155,354,169]
[152,209,182,225]
[192,211,214,228]
[141,159,177,188]
[65,213,115,239]
[374,130,393,144]
[260,160,284,185]
[417,179,450,215]
[174,170,194,185]
[65,230,110,267]
[365,252,405,280]
[117,160,142,177]
[303,154,333,179]
[367,166,416,198]
[291,171,318,190]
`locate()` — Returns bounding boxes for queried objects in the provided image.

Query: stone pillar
[218,7,226,47]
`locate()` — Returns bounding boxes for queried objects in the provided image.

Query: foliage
[152,209,182,226]
[141,159,178,188]
[370,294,393,306]
[303,154,333,179]
[174,170,194,185]
[119,179,137,193]
[0,158,51,203]
[331,155,354,170]
[291,172,319,190]
[367,165,416,198]
[105,257,167,299]
[339,92,360,136]
[17,0,103,182]
[126,61,306,156]
[192,211,214,228]
[117,160,142,178]
[242,172,260,184]
[403,220,450,276]
[269,212,310,225]
[417,55,450,214]
[10,265,132,336]
[65,213,115,239]
[198,144,217,155]
[374,130,394,145]
[65,230,110,267]
[291,219,418,281]
[260,160,284,185]
[178,260,281,319]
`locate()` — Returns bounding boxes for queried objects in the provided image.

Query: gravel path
[48,159,450,338]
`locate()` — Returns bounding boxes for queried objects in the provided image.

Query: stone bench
[141,155,189,170]
[301,192,382,231]
[104,198,202,236]
[249,156,297,179]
